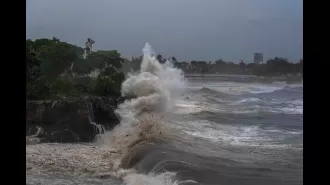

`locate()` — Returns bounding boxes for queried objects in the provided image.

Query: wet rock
[26,96,124,143]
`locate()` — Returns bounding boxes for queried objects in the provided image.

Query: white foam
[272,81,287,85]
[98,43,189,185]
[177,120,296,148]
[174,96,303,115]
[231,97,262,105]
[246,85,284,94]
[188,82,290,95]
[174,100,210,114]
[102,42,185,144]
[123,171,198,185]
[123,172,179,185]
[287,100,303,106]
[272,107,303,115]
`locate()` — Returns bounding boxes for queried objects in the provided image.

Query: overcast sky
[26,0,303,63]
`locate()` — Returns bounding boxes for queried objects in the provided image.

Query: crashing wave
[97,43,188,184]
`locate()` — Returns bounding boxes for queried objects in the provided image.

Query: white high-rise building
[254,53,263,64]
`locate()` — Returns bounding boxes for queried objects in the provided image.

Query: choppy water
[27,77,303,185]
[26,43,302,185]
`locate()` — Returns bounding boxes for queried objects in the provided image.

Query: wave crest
[97,43,187,184]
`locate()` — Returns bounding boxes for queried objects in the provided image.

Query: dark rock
[26,96,124,143]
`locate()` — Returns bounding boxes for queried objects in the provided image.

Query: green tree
[33,38,56,50]
[26,48,41,82]
[72,58,94,75]
[52,37,60,42]
[37,42,78,80]
[92,67,125,97]
[86,50,123,70]
[83,50,125,97]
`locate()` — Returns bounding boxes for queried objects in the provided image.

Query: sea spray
[98,43,186,184]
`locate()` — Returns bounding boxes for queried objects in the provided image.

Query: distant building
[254,53,263,64]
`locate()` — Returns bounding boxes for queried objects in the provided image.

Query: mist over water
[27,43,303,185]
[101,42,185,149]
[95,43,188,184]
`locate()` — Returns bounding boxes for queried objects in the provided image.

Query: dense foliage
[26,38,125,100]
[175,58,302,76]
[120,54,303,76]
[27,37,302,100]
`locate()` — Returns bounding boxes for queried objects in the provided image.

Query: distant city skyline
[26,0,303,63]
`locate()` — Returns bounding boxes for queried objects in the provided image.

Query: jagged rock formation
[26,96,125,143]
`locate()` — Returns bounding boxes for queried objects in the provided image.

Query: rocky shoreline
[26,96,125,143]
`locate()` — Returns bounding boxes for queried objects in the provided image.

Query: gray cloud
[27,0,303,62]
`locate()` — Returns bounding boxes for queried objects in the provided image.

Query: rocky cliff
[26,96,125,143]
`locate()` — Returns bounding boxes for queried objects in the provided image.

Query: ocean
[26,44,303,185]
